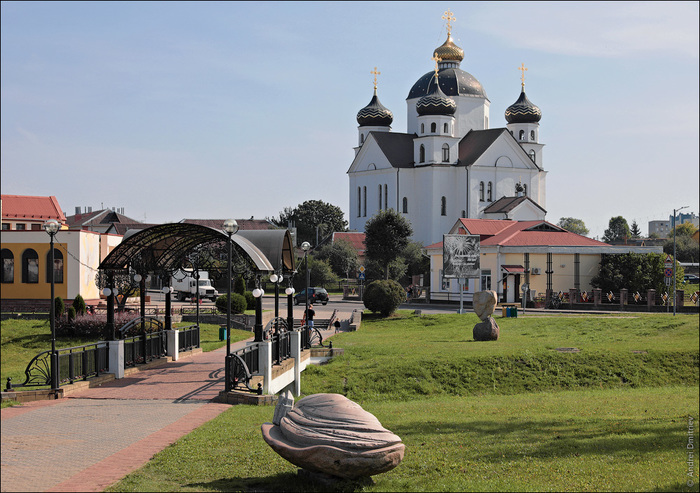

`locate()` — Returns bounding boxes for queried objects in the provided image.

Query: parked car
[294,287,329,305]
[683,274,699,284]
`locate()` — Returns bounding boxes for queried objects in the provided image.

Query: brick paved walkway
[1,307,350,492]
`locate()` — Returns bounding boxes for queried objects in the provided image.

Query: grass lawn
[108,386,698,492]
[0,319,252,389]
[107,311,699,492]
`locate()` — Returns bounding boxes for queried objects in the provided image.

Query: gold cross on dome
[442,9,456,35]
[371,66,380,90]
[432,53,442,77]
[518,63,528,87]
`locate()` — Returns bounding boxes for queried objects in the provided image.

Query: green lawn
[0,319,252,389]
[106,311,699,492]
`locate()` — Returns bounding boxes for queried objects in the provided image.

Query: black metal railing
[124,330,166,368]
[177,324,200,352]
[271,330,291,366]
[226,344,261,393]
[5,341,109,391]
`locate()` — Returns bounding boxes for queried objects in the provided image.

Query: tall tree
[602,216,631,243]
[364,209,413,280]
[314,239,358,278]
[557,217,589,236]
[629,220,642,238]
[272,200,347,246]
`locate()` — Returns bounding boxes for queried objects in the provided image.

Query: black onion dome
[357,89,393,126]
[505,89,542,123]
[416,77,457,116]
[407,68,487,100]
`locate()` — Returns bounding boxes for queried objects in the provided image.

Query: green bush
[54,297,64,318]
[72,294,87,316]
[244,291,255,310]
[362,279,406,317]
[234,275,246,295]
[215,293,247,314]
[67,306,76,321]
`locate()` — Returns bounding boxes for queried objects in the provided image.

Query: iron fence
[124,330,166,368]
[178,325,200,352]
[271,331,291,366]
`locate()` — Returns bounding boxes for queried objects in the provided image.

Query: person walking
[304,304,315,328]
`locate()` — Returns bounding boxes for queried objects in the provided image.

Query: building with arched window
[349,12,547,246]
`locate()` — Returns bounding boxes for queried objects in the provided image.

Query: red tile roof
[332,232,366,254]
[1,195,66,222]
[440,219,608,248]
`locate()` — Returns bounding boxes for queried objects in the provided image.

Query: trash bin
[512,306,518,318]
[502,306,508,317]
[219,326,227,341]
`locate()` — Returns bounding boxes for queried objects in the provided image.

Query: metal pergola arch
[98,223,274,274]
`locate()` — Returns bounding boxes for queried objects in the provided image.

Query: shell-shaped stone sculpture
[261,392,405,479]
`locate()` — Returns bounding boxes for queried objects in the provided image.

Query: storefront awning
[501,265,525,273]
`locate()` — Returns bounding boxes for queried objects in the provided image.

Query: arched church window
[1,249,14,283]
[487,182,493,202]
[442,144,450,162]
[46,249,63,283]
[357,187,361,217]
[384,184,388,210]
[444,123,448,134]
[363,186,367,217]
[441,196,447,216]
[402,197,408,213]
[519,130,525,141]
[22,248,38,284]
[378,185,382,210]
[431,122,436,133]
[529,150,536,163]
[419,145,425,163]
[421,123,424,134]
[530,130,535,141]
[479,182,485,202]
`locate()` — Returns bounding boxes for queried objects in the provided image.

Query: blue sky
[2,1,698,240]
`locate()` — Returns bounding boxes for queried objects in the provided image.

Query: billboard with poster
[443,234,480,278]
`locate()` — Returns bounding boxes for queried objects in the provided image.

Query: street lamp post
[672,206,688,316]
[270,272,283,334]
[44,219,60,392]
[285,280,295,332]
[301,242,311,342]
[252,278,264,342]
[223,219,239,392]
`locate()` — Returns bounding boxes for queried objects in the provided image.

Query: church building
[348,11,546,247]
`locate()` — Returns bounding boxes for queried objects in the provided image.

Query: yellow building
[425,218,662,304]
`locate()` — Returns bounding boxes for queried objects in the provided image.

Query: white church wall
[407,96,488,138]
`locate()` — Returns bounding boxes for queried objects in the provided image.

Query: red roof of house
[1,195,66,222]
[332,232,366,254]
[430,219,607,249]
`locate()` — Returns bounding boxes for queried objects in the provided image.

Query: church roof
[357,89,393,127]
[457,128,508,166]
[371,132,417,168]
[483,196,546,214]
[416,76,457,116]
[408,67,487,100]
[505,89,542,124]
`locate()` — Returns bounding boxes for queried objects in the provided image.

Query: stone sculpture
[472,290,499,341]
[261,391,405,479]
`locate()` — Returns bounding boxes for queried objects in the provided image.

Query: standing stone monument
[261,391,405,479]
[472,290,499,341]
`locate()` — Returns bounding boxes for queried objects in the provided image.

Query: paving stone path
[1,307,349,492]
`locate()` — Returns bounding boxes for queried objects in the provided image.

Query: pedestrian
[333,320,341,334]
[305,304,315,329]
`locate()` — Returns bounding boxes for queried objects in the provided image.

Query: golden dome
[434,34,464,62]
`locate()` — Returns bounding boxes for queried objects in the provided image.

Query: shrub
[55,312,138,339]
[244,291,255,310]
[72,294,87,316]
[234,275,246,295]
[215,293,247,314]
[363,279,406,317]
[67,306,76,321]
[54,297,64,318]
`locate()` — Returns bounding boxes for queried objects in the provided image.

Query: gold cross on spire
[432,53,442,77]
[518,63,528,88]
[442,9,456,35]
[371,66,380,90]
